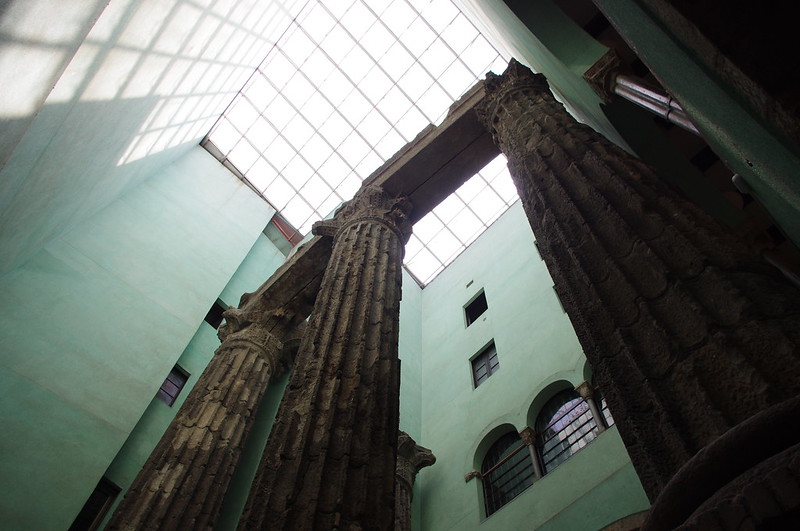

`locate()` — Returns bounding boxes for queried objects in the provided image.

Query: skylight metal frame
[204,0,517,285]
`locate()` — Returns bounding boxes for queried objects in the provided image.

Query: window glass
[156,366,189,407]
[535,390,600,473]
[465,291,488,326]
[481,432,535,516]
[471,341,497,387]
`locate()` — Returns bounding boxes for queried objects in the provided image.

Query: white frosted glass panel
[206,0,511,284]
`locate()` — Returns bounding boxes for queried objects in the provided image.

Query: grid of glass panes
[406,154,516,284]
[481,432,536,516]
[536,390,601,473]
[205,0,515,284]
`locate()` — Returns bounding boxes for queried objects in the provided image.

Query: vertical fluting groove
[477,60,800,499]
[108,314,291,531]
[532,127,740,446]
[239,187,410,530]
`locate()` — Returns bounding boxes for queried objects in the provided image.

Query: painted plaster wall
[458,0,743,230]
[0,147,273,529]
[415,201,649,530]
[455,0,630,150]
[399,270,424,441]
[100,322,221,528]
[0,0,307,276]
[97,230,290,530]
[592,0,800,246]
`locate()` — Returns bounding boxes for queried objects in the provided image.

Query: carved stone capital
[218,306,296,343]
[396,431,436,492]
[576,381,595,400]
[313,185,412,244]
[583,48,624,103]
[476,59,551,133]
[518,426,536,446]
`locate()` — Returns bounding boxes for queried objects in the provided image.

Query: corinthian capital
[312,184,413,244]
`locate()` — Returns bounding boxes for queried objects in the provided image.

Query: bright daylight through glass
[205,0,517,285]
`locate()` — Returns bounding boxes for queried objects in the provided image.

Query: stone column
[476,60,800,505]
[238,185,412,530]
[107,308,302,531]
[575,381,606,432]
[518,427,543,480]
[395,431,435,531]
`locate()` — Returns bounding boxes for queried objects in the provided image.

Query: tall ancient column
[107,308,303,530]
[238,185,412,530]
[394,431,435,531]
[477,60,800,526]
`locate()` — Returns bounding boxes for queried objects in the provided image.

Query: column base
[643,396,800,530]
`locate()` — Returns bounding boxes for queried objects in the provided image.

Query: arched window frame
[534,388,601,474]
[479,431,536,517]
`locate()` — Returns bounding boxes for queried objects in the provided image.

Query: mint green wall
[215,372,290,530]
[414,202,649,530]
[0,0,307,277]
[399,270,424,441]
[456,0,630,150]
[458,0,744,230]
[99,323,221,528]
[0,147,273,530]
[593,0,800,245]
[96,228,289,530]
[219,234,291,308]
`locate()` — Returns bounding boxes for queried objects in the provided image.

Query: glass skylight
[205,0,516,285]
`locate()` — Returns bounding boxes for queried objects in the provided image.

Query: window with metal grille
[481,431,535,516]
[156,365,189,407]
[464,290,488,326]
[535,389,600,473]
[471,342,498,388]
[68,476,120,531]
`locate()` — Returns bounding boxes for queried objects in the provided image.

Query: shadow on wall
[0,0,305,277]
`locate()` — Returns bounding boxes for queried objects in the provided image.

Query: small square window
[465,290,487,326]
[157,365,189,406]
[471,342,498,388]
[204,300,227,329]
[68,476,120,531]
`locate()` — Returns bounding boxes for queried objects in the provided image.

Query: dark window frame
[464,290,488,327]
[68,476,120,531]
[471,342,499,388]
[204,299,227,329]
[481,431,536,517]
[535,389,600,473]
[156,365,189,407]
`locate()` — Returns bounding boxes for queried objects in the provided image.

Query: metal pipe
[613,82,699,135]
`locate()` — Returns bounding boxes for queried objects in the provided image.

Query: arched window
[535,389,600,473]
[481,431,536,516]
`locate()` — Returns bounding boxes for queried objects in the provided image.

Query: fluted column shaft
[394,431,435,531]
[108,309,299,530]
[238,185,412,530]
[477,60,800,500]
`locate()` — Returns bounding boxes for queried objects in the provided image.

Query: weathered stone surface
[477,60,800,506]
[583,48,624,103]
[395,431,435,531]
[643,396,800,530]
[107,308,305,531]
[238,185,412,530]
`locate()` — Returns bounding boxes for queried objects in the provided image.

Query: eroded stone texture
[395,431,435,531]
[238,185,412,530]
[476,60,800,503]
[107,308,305,531]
